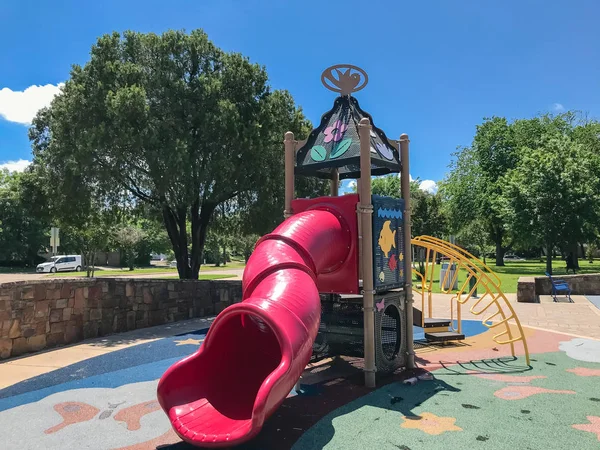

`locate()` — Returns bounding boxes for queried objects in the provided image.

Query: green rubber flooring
[293,351,600,450]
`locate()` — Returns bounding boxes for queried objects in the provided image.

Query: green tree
[456,220,492,263]
[441,117,518,266]
[441,113,582,266]
[112,225,146,270]
[501,134,600,274]
[411,191,447,238]
[0,169,49,266]
[29,29,321,279]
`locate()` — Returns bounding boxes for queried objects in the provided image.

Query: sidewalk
[420,292,600,340]
[0,317,214,389]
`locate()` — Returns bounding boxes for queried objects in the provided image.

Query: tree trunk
[571,242,580,270]
[190,201,215,279]
[163,206,190,279]
[163,201,216,280]
[495,239,505,266]
[546,241,553,274]
[222,245,227,266]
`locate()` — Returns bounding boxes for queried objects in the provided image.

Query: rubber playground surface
[1,321,600,450]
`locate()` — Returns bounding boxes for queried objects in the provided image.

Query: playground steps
[413,308,465,343]
[423,318,451,328]
[424,331,466,343]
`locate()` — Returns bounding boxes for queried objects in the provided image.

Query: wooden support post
[400,133,415,369]
[330,169,339,197]
[358,117,376,388]
[284,131,296,219]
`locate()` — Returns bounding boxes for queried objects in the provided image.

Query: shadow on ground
[157,353,532,450]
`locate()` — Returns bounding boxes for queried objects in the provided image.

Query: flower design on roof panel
[324,120,348,143]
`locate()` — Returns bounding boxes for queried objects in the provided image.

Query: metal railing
[410,236,530,365]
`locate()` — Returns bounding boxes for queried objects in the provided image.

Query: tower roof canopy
[295,66,400,180]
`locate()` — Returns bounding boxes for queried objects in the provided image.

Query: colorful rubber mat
[1,322,599,449]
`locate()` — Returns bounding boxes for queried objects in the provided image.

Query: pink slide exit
[157,208,351,447]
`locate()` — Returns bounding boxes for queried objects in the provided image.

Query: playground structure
[156,65,530,448]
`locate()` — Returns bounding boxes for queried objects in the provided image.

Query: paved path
[419,293,600,340]
[0,318,215,390]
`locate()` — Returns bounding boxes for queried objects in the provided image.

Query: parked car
[503,254,525,261]
[36,255,83,273]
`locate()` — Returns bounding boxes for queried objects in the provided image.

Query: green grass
[48,267,177,277]
[415,258,600,293]
[159,274,234,280]
[47,271,234,280]
[47,263,245,278]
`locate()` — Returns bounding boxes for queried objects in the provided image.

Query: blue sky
[1,0,599,192]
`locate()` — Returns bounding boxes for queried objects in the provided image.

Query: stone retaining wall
[0,278,242,359]
[517,273,600,302]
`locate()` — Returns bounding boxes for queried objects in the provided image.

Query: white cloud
[552,103,565,112]
[0,159,31,172]
[419,179,438,194]
[0,83,64,125]
[347,180,357,189]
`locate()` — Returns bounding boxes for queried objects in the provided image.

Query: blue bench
[545,272,573,302]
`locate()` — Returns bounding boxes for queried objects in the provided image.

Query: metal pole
[330,169,339,197]
[284,131,296,219]
[358,117,376,388]
[400,134,415,369]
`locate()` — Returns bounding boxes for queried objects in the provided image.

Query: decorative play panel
[372,195,405,292]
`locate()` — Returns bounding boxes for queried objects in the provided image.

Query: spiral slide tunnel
[157,202,355,447]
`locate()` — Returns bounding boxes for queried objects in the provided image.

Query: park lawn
[48,267,177,277]
[47,262,246,278]
[159,274,234,280]
[47,271,233,280]
[418,258,600,293]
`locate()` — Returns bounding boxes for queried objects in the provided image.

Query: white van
[37,255,83,273]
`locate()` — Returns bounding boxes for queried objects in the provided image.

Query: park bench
[545,272,573,303]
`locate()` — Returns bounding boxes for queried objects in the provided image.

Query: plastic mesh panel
[380,305,401,361]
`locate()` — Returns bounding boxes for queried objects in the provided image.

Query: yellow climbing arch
[411,235,530,365]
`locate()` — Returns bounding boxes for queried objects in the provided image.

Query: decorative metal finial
[321,64,368,96]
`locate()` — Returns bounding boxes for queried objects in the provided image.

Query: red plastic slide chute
[157,208,351,447]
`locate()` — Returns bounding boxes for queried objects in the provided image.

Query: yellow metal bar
[484,314,514,329]
[411,236,530,366]
[482,309,503,326]
[412,269,426,327]
[414,236,502,286]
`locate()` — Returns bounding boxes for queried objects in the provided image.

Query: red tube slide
[157,208,350,447]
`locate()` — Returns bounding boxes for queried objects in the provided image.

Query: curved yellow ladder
[411,235,530,365]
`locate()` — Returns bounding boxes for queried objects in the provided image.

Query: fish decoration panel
[372,195,405,292]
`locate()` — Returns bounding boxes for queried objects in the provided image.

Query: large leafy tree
[29,29,324,279]
[441,117,518,266]
[441,113,582,266]
[501,134,600,273]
